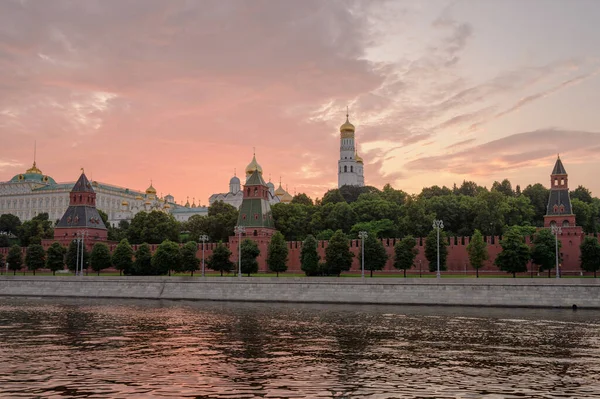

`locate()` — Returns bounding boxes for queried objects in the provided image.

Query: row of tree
[2,227,599,277]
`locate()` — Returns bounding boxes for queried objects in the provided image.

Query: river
[1,297,600,398]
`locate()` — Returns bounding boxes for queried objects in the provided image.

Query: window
[254,188,258,196]
[560,179,564,185]
[562,220,570,227]
[553,205,558,213]
[344,166,347,172]
[351,166,353,173]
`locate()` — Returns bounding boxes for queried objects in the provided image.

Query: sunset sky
[1,0,600,205]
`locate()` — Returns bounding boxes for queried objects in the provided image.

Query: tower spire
[33,140,36,165]
[346,106,349,121]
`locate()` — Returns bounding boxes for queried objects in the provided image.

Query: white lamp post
[358,231,368,278]
[234,226,245,278]
[199,234,209,277]
[432,219,444,279]
[551,225,562,279]
[75,236,80,276]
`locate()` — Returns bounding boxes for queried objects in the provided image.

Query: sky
[1,0,600,205]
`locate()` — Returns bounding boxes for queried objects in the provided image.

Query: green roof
[10,173,56,185]
[246,170,267,186]
[237,198,274,228]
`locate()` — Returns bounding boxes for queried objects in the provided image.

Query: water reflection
[1,298,600,398]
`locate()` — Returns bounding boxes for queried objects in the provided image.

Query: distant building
[338,111,365,188]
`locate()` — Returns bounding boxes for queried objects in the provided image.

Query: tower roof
[246,170,267,186]
[552,156,567,175]
[71,172,94,193]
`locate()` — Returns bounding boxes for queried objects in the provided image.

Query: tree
[316,229,335,241]
[466,230,488,277]
[320,189,346,205]
[180,241,200,276]
[18,213,53,247]
[491,179,515,197]
[97,209,110,228]
[300,234,320,276]
[152,240,182,276]
[133,243,153,275]
[65,240,90,273]
[393,236,418,277]
[0,253,4,272]
[0,214,21,235]
[325,230,354,276]
[495,227,530,277]
[25,244,46,275]
[359,235,388,277]
[522,184,550,227]
[128,211,180,244]
[207,242,234,276]
[424,229,448,272]
[267,232,288,276]
[571,185,593,204]
[291,193,314,206]
[580,236,600,277]
[46,242,66,275]
[90,243,112,276]
[112,239,134,275]
[6,245,23,275]
[240,239,260,276]
[531,229,560,277]
[350,219,397,239]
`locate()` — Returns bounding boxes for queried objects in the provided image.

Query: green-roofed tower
[236,170,276,236]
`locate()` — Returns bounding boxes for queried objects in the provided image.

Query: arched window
[344,166,347,173]
[254,188,258,196]
[247,188,251,196]
[350,166,353,173]
[553,205,558,213]
[560,179,564,185]
[562,220,570,227]
[254,230,258,236]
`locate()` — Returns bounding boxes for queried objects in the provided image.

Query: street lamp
[199,234,209,277]
[358,231,368,278]
[551,225,561,279]
[432,219,444,279]
[234,226,245,278]
[76,230,88,276]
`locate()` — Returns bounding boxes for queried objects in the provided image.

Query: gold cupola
[146,182,157,195]
[26,161,43,175]
[245,152,263,177]
[355,151,363,164]
[274,178,286,197]
[340,108,355,139]
[121,200,129,206]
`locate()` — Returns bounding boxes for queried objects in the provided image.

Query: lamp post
[199,234,209,277]
[432,219,444,279]
[234,226,245,278]
[551,225,561,279]
[77,230,88,276]
[75,236,80,276]
[358,231,368,278]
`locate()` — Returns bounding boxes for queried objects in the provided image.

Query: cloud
[405,129,600,176]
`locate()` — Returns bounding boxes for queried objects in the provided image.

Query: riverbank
[1,276,599,308]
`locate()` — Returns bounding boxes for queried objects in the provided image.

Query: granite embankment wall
[1,276,599,308]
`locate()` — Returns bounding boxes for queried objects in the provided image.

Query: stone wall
[1,276,599,308]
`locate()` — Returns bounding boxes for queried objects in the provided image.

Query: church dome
[135,194,143,200]
[164,203,171,209]
[245,154,263,177]
[121,200,129,206]
[355,151,363,164]
[26,162,42,175]
[281,191,293,204]
[274,183,286,197]
[146,183,157,195]
[230,175,240,185]
[267,181,275,190]
[340,117,355,133]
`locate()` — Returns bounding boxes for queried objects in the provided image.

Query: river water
[1,298,600,398]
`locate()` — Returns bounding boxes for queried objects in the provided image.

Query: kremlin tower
[338,110,365,188]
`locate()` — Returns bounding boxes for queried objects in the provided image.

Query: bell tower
[544,156,576,228]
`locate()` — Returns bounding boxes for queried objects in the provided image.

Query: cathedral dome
[230,175,240,185]
[267,181,275,190]
[340,117,355,133]
[164,203,171,209]
[245,154,263,177]
[26,162,42,175]
[281,191,293,204]
[274,183,286,197]
[356,151,363,164]
[121,200,129,206]
[146,183,157,195]
[135,194,143,200]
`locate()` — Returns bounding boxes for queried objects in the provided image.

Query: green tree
[0,214,21,235]
[491,179,515,197]
[571,185,593,204]
[65,240,89,274]
[580,236,600,277]
[128,211,180,244]
[393,236,418,277]
[6,244,23,275]
[180,241,200,276]
[380,183,407,205]
[466,230,488,277]
[359,234,388,277]
[350,219,397,239]
[325,202,356,233]
[152,240,182,276]
[456,180,486,197]
[300,234,320,276]
[207,242,234,276]
[240,239,260,276]
[424,229,448,272]
[291,193,314,206]
[271,203,311,240]
[316,229,335,241]
[112,239,134,275]
[97,209,110,228]
[267,232,288,276]
[495,227,530,277]
[133,243,153,275]
[25,244,46,275]
[522,184,550,227]
[90,243,112,276]
[46,242,66,275]
[18,213,53,247]
[320,189,346,205]
[325,230,354,276]
[531,228,560,277]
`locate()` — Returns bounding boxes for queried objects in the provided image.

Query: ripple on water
[1,298,600,398]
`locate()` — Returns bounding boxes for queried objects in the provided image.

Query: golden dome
[26,162,42,175]
[121,200,129,206]
[274,182,286,197]
[135,194,143,200]
[164,203,171,209]
[144,199,151,205]
[340,117,355,133]
[281,191,293,204]
[245,153,263,177]
[355,151,363,164]
[146,183,157,195]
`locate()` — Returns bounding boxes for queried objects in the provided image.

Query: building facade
[0,161,206,226]
[338,112,365,188]
[209,153,292,209]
